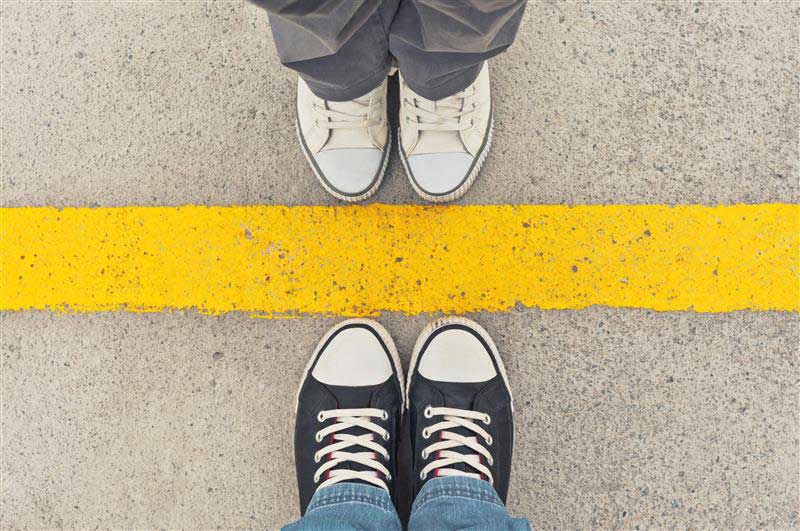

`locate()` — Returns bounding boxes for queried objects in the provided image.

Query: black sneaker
[406,317,514,502]
[293,319,404,515]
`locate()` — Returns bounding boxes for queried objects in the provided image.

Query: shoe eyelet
[314,453,321,463]
[317,412,325,422]
[486,435,493,446]
[420,471,427,480]
[313,474,320,483]
[483,414,491,425]
[421,450,428,459]
[381,410,389,421]
[386,473,392,481]
[423,406,433,418]
[488,457,494,466]
[383,432,390,441]
[315,432,323,443]
[422,428,430,439]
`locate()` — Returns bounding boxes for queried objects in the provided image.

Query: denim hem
[411,476,504,515]
[305,483,396,516]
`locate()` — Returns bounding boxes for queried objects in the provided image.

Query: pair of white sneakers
[296,63,493,203]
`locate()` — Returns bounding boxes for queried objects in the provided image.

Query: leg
[406,317,532,530]
[408,476,531,531]
[251,1,396,201]
[281,319,404,531]
[253,0,399,101]
[393,1,527,202]
[390,0,527,100]
[283,483,401,531]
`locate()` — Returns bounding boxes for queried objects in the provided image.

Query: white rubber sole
[296,318,405,412]
[405,316,513,412]
[399,117,494,203]
[295,122,391,203]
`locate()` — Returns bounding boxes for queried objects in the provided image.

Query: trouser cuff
[300,60,391,101]
[305,483,396,515]
[401,62,483,101]
[411,475,505,513]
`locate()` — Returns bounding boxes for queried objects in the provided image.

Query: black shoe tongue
[321,384,387,488]
[326,384,380,409]
[425,380,492,478]
[431,380,485,410]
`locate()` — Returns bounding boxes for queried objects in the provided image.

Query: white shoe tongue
[413,130,465,155]
[410,96,467,155]
[324,98,373,150]
[325,131,373,150]
[326,98,367,114]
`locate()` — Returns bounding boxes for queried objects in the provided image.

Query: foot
[398,62,493,202]
[294,319,404,514]
[406,316,514,502]
[296,78,390,202]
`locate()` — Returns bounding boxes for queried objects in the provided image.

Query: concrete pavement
[1,1,798,529]
[3,310,798,529]
[2,1,797,207]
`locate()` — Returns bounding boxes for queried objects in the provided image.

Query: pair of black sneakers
[293,317,515,515]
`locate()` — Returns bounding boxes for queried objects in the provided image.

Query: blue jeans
[282,476,531,531]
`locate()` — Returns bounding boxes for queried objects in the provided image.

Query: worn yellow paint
[1,204,798,315]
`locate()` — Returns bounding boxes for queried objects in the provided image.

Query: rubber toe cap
[312,325,392,386]
[418,328,497,383]
[407,152,474,195]
[314,148,383,196]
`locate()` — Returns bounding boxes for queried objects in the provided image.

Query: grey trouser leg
[252,0,526,101]
[389,0,527,100]
[253,0,400,101]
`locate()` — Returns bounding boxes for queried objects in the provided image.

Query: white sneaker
[296,77,390,202]
[398,62,493,202]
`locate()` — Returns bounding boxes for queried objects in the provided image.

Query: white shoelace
[313,94,380,131]
[313,408,392,492]
[403,85,476,132]
[420,406,494,484]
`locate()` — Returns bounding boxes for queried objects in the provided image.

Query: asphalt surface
[2,1,798,529]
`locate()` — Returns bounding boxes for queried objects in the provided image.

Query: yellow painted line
[1,204,798,316]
